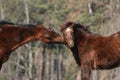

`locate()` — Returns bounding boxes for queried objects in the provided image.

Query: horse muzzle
[67,41,74,48]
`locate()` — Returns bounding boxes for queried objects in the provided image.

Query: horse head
[36,24,63,44]
[60,22,89,47]
[60,22,75,47]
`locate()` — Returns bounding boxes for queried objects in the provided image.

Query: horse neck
[48,35,64,44]
[73,29,91,48]
[5,27,38,51]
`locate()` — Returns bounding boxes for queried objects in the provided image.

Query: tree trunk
[88,0,93,16]
[41,45,46,80]
[34,45,42,80]
[92,71,98,80]
[28,46,33,80]
[25,43,33,80]
[0,0,5,20]
[49,53,54,80]
[23,0,29,24]
[58,53,62,80]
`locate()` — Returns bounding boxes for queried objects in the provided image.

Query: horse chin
[67,41,74,48]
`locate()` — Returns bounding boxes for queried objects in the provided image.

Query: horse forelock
[61,22,75,31]
[74,23,90,33]
[61,22,90,33]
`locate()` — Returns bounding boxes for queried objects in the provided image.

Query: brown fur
[61,22,120,80]
[0,21,63,70]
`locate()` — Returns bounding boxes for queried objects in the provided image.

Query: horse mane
[0,20,38,27]
[0,20,15,25]
[61,21,91,33]
[18,24,36,27]
[75,23,91,33]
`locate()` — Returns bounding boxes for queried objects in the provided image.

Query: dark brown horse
[0,21,63,70]
[61,22,120,80]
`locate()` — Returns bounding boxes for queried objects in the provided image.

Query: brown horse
[61,22,120,80]
[0,21,63,70]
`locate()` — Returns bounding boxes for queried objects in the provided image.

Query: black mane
[61,22,90,33]
[0,21,15,25]
[18,24,36,27]
[0,20,36,27]
[75,23,91,33]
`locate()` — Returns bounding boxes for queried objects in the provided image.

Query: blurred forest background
[0,0,120,80]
